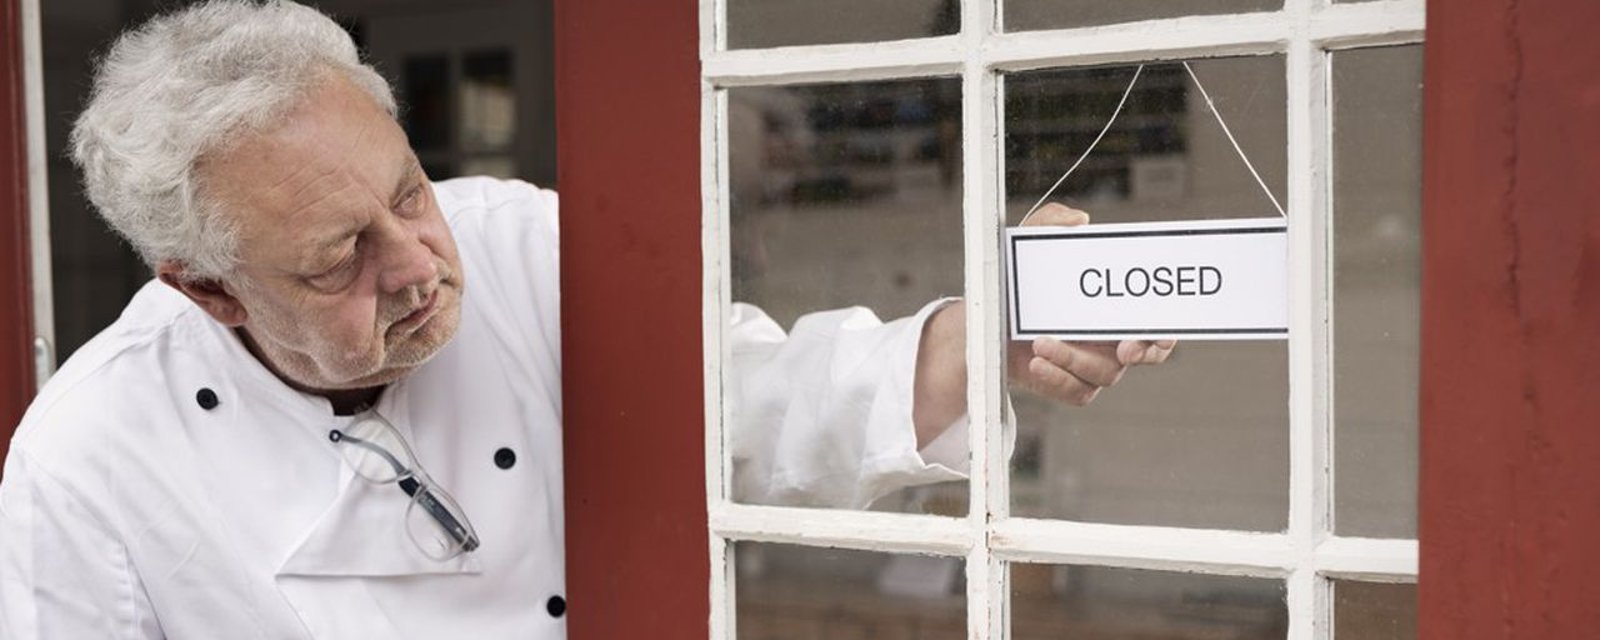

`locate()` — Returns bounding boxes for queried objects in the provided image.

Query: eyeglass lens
[404,478,481,559]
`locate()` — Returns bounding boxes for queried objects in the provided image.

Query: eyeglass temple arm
[334,431,411,478]
[334,430,480,553]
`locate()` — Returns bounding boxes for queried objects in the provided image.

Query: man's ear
[156,261,248,327]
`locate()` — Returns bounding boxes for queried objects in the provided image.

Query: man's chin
[321,341,442,389]
[380,299,462,371]
[301,293,463,391]
[319,366,415,391]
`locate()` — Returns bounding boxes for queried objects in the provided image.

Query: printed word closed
[1007,218,1288,341]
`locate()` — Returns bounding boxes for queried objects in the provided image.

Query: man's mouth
[391,289,440,333]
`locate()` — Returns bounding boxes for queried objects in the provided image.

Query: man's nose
[376,223,439,294]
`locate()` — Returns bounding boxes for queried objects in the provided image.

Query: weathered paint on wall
[556,0,709,637]
[1421,0,1600,636]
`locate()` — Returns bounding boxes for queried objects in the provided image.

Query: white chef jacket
[0,177,969,639]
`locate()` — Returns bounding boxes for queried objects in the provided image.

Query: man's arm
[729,301,970,508]
[911,204,1175,448]
[726,204,1173,507]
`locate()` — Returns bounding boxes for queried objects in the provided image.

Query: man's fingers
[1033,338,1125,387]
[1117,339,1176,365]
[1025,357,1101,406]
[1010,335,1175,407]
[1023,202,1090,228]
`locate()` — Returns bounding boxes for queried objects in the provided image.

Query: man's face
[198,73,464,391]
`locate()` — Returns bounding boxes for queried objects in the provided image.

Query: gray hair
[72,0,397,280]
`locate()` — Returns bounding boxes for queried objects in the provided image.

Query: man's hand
[1005,203,1175,406]
[911,203,1176,448]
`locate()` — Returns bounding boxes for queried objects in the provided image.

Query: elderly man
[0,1,1171,638]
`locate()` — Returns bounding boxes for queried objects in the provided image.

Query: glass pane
[1006,0,1281,32]
[1012,564,1287,638]
[402,54,451,151]
[726,80,966,514]
[736,543,965,639]
[727,0,957,49]
[1334,580,1417,639]
[460,49,515,151]
[1005,57,1290,531]
[1332,45,1423,538]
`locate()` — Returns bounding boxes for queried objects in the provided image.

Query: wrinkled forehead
[200,75,415,262]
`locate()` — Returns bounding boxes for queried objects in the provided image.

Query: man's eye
[328,255,357,274]
[397,185,423,213]
[310,251,360,288]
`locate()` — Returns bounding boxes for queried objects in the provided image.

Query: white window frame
[22,0,55,386]
[698,2,1424,638]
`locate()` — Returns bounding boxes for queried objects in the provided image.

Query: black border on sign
[1009,225,1289,336]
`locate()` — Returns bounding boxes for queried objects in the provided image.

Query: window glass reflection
[727,80,967,514]
[1012,563,1287,638]
[1005,57,1290,531]
[1006,0,1281,32]
[1332,45,1423,538]
[1334,580,1417,639]
[737,543,965,638]
[727,0,957,49]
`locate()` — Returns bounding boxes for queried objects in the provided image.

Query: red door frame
[448,0,1600,637]
[555,0,709,636]
[1419,0,1600,636]
[0,0,36,470]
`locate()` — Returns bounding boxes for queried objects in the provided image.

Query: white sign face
[1007,218,1289,341]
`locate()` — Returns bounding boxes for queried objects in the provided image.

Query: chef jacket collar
[188,306,482,577]
[195,313,350,423]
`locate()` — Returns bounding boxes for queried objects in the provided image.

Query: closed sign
[1007,218,1289,341]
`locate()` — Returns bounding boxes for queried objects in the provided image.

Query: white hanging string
[1020,61,1287,224]
[1180,61,1286,218]
[1020,64,1144,224]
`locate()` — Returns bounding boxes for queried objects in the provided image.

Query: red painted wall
[555,0,708,636]
[1420,0,1600,636]
[0,0,36,471]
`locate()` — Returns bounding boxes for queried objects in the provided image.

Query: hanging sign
[1007,218,1289,341]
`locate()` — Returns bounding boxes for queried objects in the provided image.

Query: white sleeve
[726,299,971,509]
[0,451,162,640]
